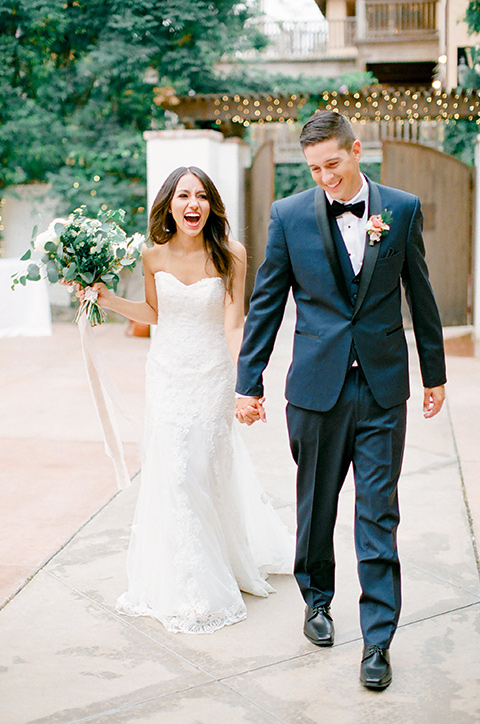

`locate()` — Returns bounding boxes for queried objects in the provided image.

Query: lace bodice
[146,270,235,430]
[150,271,227,363]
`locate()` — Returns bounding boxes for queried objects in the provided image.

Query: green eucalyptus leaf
[64,264,77,282]
[26,264,41,281]
[30,224,38,241]
[46,265,59,283]
[115,247,126,259]
[44,241,57,253]
[20,276,27,286]
[80,271,94,285]
[20,249,32,261]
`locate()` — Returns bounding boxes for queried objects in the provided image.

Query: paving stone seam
[400,559,480,597]
[217,680,291,724]
[398,457,459,477]
[212,601,480,686]
[43,570,219,681]
[36,679,289,724]
[0,479,137,613]
[395,599,480,630]
[445,396,480,579]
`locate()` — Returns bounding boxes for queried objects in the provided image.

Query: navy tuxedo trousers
[286,367,407,647]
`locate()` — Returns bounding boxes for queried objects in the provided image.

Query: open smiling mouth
[184,212,201,225]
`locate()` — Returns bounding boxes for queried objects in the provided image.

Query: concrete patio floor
[1,303,479,724]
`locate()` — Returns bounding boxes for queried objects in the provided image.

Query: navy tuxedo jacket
[236,178,446,411]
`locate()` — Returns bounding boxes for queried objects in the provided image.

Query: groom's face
[304,138,363,202]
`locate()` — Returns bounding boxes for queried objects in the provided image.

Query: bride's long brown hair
[148,166,235,297]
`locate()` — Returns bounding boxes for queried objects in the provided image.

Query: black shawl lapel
[352,179,382,320]
[314,187,351,303]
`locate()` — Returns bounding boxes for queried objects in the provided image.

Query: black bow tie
[328,200,365,219]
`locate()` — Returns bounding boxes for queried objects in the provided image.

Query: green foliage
[0,0,266,228]
[0,0,376,228]
[217,68,376,98]
[274,164,315,200]
[465,0,480,34]
[360,162,381,183]
[442,119,478,166]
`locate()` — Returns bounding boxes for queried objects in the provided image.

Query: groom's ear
[352,139,362,163]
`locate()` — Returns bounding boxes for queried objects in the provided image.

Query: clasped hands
[235,396,266,425]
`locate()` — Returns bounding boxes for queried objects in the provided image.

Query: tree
[0,1,374,230]
[441,1,480,164]
[465,0,480,34]
[0,0,266,230]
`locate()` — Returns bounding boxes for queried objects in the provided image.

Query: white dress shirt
[325,175,369,276]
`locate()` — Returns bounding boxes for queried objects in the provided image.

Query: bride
[91,165,293,633]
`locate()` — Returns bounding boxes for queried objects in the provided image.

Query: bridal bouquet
[11,206,144,326]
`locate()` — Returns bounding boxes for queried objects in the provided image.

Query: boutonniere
[365,209,393,246]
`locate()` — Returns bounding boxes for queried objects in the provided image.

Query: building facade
[233,0,480,90]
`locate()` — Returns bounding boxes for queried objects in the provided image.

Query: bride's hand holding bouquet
[77,281,116,311]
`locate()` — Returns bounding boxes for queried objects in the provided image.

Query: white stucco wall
[1,184,61,259]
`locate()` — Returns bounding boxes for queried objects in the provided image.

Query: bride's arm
[94,244,158,324]
[224,240,247,364]
[226,242,266,424]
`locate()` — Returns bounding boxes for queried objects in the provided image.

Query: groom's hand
[423,385,445,419]
[235,396,266,425]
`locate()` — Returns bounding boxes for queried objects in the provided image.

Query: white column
[474,134,480,339]
[356,0,366,41]
[143,129,250,244]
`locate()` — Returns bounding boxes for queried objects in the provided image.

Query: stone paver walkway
[1,306,479,723]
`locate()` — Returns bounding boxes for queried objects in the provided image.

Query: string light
[158,89,480,128]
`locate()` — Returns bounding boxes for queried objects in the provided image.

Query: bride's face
[170,174,210,237]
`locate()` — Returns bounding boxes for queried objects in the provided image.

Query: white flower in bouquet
[33,218,67,253]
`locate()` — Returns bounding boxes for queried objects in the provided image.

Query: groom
[235,110,446,690]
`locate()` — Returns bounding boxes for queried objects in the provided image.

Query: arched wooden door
[382,140,473,326]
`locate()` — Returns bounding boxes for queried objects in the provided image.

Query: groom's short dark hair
[299,111,356,151]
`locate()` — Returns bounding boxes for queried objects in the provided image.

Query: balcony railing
[360,0,438,39]
[255,20,356,59]
[235,5,437,63]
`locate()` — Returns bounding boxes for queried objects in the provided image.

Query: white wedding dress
[116,271,293,633]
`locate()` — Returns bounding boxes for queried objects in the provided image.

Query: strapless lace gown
[116,271,293,633]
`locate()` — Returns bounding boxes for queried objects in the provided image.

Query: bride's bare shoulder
[142,242,168,269]
[228,239,246,262]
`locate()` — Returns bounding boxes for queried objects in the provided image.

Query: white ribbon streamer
[78,313,136,490]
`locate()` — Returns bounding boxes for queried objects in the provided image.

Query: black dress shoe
[360,645,392,690]
[303,605,334,646]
